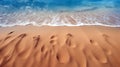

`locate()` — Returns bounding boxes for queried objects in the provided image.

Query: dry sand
[0,25,120,67]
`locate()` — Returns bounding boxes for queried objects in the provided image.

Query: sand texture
[0,25,120,67]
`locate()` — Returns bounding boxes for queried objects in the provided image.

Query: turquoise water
[0,0,120,11]
[0,0,120,27]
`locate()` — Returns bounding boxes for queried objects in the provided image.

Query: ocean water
[0,0,120,27]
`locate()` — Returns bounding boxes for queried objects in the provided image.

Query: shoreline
[0,24,120,28]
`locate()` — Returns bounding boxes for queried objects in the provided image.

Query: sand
[0,25,120,67]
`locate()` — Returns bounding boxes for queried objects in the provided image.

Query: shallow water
[0,0,120,27]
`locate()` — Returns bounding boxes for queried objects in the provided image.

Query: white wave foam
[0,8,120,27]
[0,21,120,27]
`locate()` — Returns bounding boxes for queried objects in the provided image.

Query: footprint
[8,31,14,35]
[0,33,27,51]
[33,35,40,48]
[66,33,73,46]
[41,45,45,53]
[0,33,27,64]
[50,40,55,44]
[40,45,49,58]
[66,37,72,46]
[49,35,57,45]
[50,35,56,39]
[67,33,73,37]
[89,39,108,63]
[50,35,58,40]
[56,47,70,63]
[90,39,94,44]
[66,33,76,48]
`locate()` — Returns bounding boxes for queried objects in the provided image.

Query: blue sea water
[0,0,120,11]
[0,0,120,27]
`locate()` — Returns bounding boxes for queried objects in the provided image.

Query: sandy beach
[0,0,120,67]
[0,25,120,67]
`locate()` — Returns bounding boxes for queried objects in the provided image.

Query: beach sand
[0,25,120,67]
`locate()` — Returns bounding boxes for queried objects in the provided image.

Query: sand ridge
[0,25,120,67]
